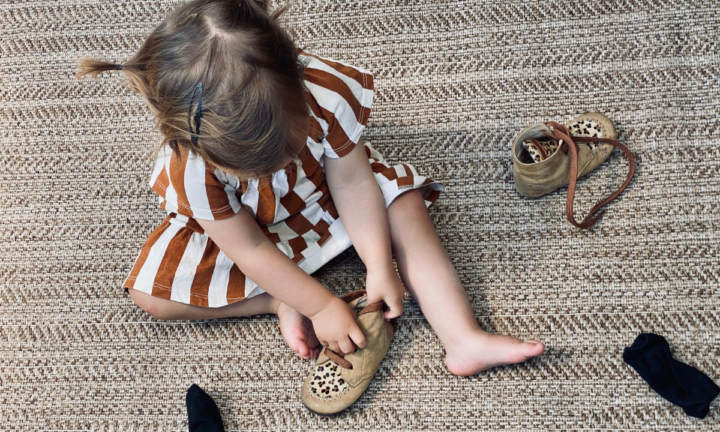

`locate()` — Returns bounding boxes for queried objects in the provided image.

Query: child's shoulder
[296,50,374,158]
[297,49,374,98]
[298,49,372,77]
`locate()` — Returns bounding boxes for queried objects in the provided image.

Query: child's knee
[390,189,428,216]
[127,289,170,320]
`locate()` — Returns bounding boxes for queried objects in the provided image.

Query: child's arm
[324,139,406,320]
[196,210,366,354]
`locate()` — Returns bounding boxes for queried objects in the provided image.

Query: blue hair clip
[187,81,204,143]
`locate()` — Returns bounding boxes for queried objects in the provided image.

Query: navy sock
[623,333,719,419]
[186,384,224,432]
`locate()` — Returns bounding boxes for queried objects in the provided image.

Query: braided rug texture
[2,0,720,430]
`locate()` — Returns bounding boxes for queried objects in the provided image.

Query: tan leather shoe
[512,113,636,229]
[300,290,395,415]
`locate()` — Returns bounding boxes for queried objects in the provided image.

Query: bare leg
[386,189,545,375]
[127,288,320,359]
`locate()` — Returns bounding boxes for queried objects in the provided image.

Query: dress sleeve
[148,145,242,220]
[300,52,374,158]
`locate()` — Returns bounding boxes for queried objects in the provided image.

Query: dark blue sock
[623,333,719,419]
[186,384,224,432]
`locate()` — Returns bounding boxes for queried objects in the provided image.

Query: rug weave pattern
[2,0,720,430]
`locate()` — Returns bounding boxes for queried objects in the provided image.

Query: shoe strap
[542,121,636,229]
[324,347,354,369]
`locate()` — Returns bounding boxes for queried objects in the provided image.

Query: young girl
[76,0,544,375]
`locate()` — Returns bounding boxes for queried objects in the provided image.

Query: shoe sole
[302,402,347,416]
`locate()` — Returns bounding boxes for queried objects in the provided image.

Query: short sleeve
[300,52,374,158]
[148,145,242,220]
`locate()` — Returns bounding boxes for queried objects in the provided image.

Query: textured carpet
[2,0,720,430]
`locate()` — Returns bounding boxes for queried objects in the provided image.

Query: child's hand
[308,297,367,354]
[365,265,405,320]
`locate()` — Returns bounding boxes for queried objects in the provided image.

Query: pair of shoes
[300,290,396,416]
[512,113,636,229]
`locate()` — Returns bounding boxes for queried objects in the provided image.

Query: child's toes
[307,333,320,350]
[524,340,545,357]
[297,343,310,359]
[289,336,310,358]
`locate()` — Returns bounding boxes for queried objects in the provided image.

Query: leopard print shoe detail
[522,118,606,162]
[567,118,605,152]
[521,138,558,162]
[307,360,349,401]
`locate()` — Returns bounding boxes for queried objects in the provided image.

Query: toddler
[76,0,544,375]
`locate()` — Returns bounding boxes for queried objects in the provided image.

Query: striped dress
[122,51,443,307]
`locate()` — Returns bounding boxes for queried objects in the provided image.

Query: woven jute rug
[2,0,720,430]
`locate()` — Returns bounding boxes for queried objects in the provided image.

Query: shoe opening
[516,144,536,164]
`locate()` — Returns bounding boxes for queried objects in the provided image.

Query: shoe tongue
[348,295,367,310]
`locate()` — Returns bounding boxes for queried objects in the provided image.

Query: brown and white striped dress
[122,51,443,307]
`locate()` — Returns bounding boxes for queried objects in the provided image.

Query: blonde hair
[75,0,307,180]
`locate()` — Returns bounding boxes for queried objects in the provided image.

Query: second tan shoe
[512,113,636,229]
[300,290,395,415]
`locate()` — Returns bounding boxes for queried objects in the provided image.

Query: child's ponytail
[74,58,125,79]
[74,55,152,124]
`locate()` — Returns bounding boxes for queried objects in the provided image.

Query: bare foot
[444,330,545,376]
[276,301,321,360]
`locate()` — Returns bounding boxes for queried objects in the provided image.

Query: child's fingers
[384,298,404,320]
[339,337,355,355]
[327,340,341,353]
[384,309,401,320]
[349,326,367,349]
